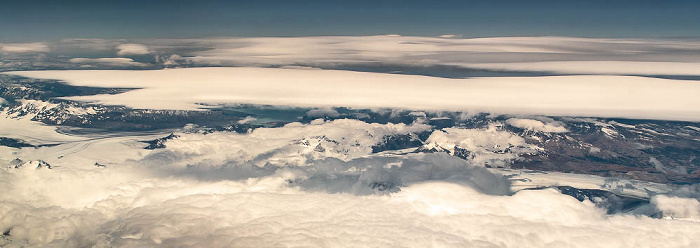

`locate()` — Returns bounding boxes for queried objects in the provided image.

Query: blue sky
[1,0,699,42]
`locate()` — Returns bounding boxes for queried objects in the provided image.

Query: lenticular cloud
[6,67,700,121]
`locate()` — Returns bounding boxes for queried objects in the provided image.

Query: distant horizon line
[5,34,700,43]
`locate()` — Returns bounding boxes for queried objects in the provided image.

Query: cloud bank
[462,61,700,76]
[506,118,568,133]
[1,118,699,247]
[170,36,700,76]
[116,43,150,56]
[5,67,700,121]
[68,58,148,67]
[4,36,700,76]
[1,42,49,53]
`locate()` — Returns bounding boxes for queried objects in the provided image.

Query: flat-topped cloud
[68,57,149,67]
[1,42,49,53]
[3,36,700,77]
[177,36,700,76]
[116,43,150,56]
[6,67,700,121]
[462,61,700,76]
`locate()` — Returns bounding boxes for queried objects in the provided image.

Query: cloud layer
[169,36,700,76]
[1,118,699,247]
[0,42,49,53]
[68,58,148,67]
[506,118,568,133]
[116,43,150,56]
[6,67,700,121]
[3,36,700,76]
[462,61,700,76]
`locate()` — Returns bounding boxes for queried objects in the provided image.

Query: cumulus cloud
[68,57,149,67]
[5,67,700,121]
[652,195,700,220]
[236,116,257,124]
[1,42,50,53]
[2,162,700,247]
[506,118,568,133]
[1,115,700,247]
[116,43,150,56]
[306,107,340,118]
[155,54,191,67]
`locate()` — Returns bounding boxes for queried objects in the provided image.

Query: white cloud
[236,116,257,124]
[57,38,118,51]
[652,195,700,220]
[155,54,190,66]
[68,57,148,67]
[4,67,700,121]
[1,42,49,53]
[2,165,700,247]
[116,43,150,56]
[462,61,700,76]
[506,118,568,133]
[1,115,699,247]
[185,36,574,66]
[5,36,700,76]
[162,36,700,76]
[306,107,340,118]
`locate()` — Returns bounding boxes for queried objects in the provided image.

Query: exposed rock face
[0,137,34,148]
[403,118,699,184]
[508,120,700,184]
[10,160,52,169]
[8,158,23,168]
[142,133,180,149]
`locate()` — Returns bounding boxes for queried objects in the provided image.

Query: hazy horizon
[2,0,700,42]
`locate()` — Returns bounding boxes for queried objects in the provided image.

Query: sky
[1,0,700,42]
